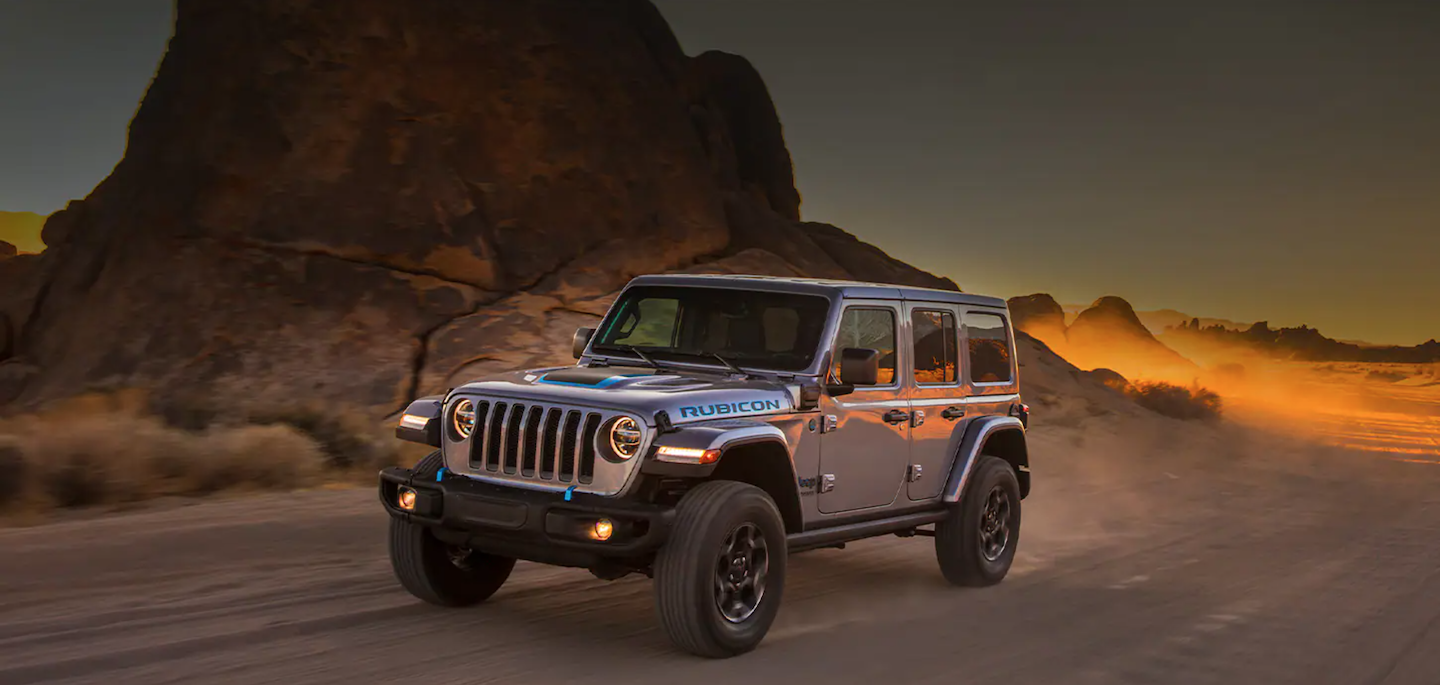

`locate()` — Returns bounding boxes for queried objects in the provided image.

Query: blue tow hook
[436,467,448,482]
[564,485,577,502]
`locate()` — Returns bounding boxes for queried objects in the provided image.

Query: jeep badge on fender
[380,274,1030,658]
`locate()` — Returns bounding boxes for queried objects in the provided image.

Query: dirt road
[3,421,1439,685]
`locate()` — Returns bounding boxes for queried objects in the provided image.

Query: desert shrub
[0,393,331,515]
[1087,367,1131,392]
[245,403,393,470]
[187,424,326,493]
[1126,381,1223,422]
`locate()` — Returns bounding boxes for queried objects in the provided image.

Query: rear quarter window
[965,312,1013,384]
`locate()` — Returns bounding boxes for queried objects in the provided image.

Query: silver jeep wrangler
[381,274,1030,657]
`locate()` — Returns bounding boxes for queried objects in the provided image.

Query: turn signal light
[398,486,418,511]
[655,445,721,464]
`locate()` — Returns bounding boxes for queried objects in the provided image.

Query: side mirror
[835,347,880,388]
[572,327,595,359]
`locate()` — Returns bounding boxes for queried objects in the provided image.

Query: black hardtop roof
[625,274,1008,309]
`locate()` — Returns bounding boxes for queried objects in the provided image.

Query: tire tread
[389,450,514,607]
[654,480,785,658]
[935,455,1021,587]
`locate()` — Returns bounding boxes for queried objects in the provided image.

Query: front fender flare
[640,419,789,477]
[941,416,1026,503]
[395,395,446,447]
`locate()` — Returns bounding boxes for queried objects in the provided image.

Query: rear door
[904,303,965,501]
[816,301,910,514]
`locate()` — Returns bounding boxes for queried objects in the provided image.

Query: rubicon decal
[677,399,784,419]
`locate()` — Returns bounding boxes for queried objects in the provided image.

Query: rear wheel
[653,481,787,658]
[389,451,515,607]
[935,456,1021,586]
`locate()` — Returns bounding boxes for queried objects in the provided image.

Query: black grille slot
[503,403,526,474]
[541,408,562,476]
[559,410,581,481]
[579,413,601,483]
[466,401,490,467]
[521,407,544,476]
[484,401,507,471]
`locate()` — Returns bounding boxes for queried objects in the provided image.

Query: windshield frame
[584,284,840,377]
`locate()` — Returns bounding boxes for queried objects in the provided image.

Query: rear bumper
[378,466,673,567]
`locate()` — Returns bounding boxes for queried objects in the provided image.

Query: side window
[831,307,897,385]
[610,297,679,347]
[912,309,957,384]
[965,313,1013,384]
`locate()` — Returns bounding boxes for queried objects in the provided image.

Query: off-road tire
[935,456,1021,587]
[389,451,516,607]
[653,480,787,658]
[410,450,445,479]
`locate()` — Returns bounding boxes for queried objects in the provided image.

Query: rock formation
[1006,293,1068,345]
[1065,296,1198,378]
[0,0,957,419]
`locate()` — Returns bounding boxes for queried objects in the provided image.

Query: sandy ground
[1216,362,1440,463]
[2,412,1440,685]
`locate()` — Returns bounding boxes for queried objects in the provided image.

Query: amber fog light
[398,486,418,511]
[590,518,614,542]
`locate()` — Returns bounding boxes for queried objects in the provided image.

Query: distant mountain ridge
[1163,318,1440,364]
[1022,292,1440,371]
[1061,303,1246,337]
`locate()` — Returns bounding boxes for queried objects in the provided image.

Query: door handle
[941,406,966,420]
[883,409,910,425]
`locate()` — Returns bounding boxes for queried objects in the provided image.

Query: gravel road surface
[3,425,1438,685]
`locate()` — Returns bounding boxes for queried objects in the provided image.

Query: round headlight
[607,416,642,460]
[452,399,476,439]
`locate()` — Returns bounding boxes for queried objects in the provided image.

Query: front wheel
[653,481,787,658]
[389,450,515,606]
[389,520,515,607]
[935,456,1021,586]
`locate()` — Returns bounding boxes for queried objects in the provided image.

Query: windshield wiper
[710,352,750,377]
[608,344,669,371]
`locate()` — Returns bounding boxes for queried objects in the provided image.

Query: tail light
[1010,402,1030,428]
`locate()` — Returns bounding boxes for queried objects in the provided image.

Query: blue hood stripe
[535,373,642,389]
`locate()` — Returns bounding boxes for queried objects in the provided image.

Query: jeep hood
[448,365,807,426]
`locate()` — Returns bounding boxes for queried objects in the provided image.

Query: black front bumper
[378,466,673,567]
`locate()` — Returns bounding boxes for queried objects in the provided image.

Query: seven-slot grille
[458,399,605,484]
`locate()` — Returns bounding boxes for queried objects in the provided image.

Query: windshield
[591,285,832,372]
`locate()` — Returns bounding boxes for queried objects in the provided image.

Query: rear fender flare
[941,416,1026,503]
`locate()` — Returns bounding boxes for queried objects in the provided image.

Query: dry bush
[244,403,403,471]
[0,393,332,515]
[1125,381,1223,422]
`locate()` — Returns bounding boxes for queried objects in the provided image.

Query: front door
[817,302,910,514]
[905,303,967,501]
